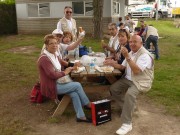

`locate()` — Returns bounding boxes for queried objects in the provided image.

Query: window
[113,1,120,15]
[27,3,50,17]
[72,1,93,16]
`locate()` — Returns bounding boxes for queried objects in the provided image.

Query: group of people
[37,6,155,135]
[116,15,160,60]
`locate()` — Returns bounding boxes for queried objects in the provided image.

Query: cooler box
[91,99,111,126]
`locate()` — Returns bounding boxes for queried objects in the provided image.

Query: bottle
[75,47,79,60]
[89,59,95,72]
[89,47,92,54]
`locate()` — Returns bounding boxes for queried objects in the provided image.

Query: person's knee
[110,84,116,94]
[73,82,82,89]
[125,90,136,100]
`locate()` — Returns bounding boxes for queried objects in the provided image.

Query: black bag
[91,99,111,126]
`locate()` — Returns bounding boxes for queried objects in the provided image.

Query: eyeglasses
[66,11,72,14]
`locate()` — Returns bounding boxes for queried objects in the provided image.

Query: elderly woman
[38,34,91,123]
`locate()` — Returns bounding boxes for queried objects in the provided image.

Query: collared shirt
[43,50,61,71]
[108,34,119,56]
[122,47,152,81]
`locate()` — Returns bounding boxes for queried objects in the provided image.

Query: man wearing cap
[57,6,77,41]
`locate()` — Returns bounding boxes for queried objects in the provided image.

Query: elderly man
[57,6,77,41]
[104,35,154,135]
[101,23,119,57]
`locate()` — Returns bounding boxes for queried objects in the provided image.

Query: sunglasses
[66,11,72,14]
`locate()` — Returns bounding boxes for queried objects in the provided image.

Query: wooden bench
[52,95,71,117]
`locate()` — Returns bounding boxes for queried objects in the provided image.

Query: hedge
[0,2,17,35]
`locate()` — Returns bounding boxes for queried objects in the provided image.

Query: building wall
[15,0,122,34]
[17,17,111,34]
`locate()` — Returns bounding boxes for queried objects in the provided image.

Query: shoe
[84,105,91,110]
[116,123,132,135]
[76,117,92,123]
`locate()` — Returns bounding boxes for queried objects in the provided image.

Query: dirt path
[26,94,180,135]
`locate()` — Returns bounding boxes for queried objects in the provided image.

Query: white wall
[50,2,71,18]
[16,4,28,18]
[103,0,112,17]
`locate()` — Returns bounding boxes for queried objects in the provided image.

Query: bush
[0,2,17,35]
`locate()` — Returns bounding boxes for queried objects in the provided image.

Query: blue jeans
[56,82,90,118]
[145,35,159,59]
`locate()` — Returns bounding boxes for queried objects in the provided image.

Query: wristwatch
[126,57,131,62]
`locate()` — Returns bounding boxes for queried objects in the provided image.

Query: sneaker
[116,123,132,135]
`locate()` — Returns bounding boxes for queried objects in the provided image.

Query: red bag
[30,82,43,103]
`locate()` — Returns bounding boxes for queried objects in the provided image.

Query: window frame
[72,1,93,17]
[27,3,50,18]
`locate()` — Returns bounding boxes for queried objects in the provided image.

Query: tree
[93,0,104,39]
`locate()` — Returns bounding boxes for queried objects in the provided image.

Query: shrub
[0,2,17,35]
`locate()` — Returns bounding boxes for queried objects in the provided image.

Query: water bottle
[75,47,79,60]
[89,59,95,72]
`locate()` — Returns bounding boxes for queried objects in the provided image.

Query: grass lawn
[0,19,179,120]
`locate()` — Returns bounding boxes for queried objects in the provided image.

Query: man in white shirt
[101,23,119,57]
[104,35,154,135]
[57,6,77,41]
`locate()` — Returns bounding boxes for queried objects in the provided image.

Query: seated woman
[38,34,91,123]
[105,29,131,64]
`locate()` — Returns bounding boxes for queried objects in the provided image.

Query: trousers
[56,82,90,118]
[110,78,140,124]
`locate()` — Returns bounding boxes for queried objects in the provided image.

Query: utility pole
[155,0,159,21]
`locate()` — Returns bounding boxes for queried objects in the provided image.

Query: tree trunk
[93,0,104,39]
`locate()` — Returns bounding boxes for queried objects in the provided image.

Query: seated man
[101,23,119,57]
[104,35,154,135]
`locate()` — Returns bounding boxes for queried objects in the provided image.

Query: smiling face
[118,29,130,46]
[44,35,58,54]
[108,23,118,37]
[64,7,73,20]
[129,35,143,53]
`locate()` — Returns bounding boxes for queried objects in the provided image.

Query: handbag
[57,75,73,84]
[91,99,111,126]
[30,82,43,103]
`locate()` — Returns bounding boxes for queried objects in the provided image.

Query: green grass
[144,20,180,116]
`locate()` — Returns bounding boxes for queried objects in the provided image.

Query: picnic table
[52,55,122,117]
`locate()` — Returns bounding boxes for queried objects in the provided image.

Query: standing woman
[38,34,91,123]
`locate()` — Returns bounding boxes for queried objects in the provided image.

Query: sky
[169,0,180,7]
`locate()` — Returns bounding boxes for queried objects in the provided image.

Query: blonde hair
[44,34,57,45]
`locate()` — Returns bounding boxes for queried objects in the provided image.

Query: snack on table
[74,66,79,72]
[79,27,83,33]
[101,66,113,72]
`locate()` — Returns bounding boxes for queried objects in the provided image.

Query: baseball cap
[52,29,63,35]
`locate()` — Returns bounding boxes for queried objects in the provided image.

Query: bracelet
[126,57,131,62]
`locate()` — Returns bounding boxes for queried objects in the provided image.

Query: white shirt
[122,47,153,81]
[108,35,119,56]
[43,50,61,71]
[57,17,73,31]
